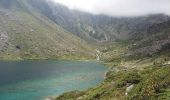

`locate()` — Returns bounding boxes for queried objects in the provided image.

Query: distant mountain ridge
[27,0,170,42]
[1,1,170,99]
[0,0,170,60]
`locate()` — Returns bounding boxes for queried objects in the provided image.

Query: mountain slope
[55,18,170,100]
[125,20,170,60]
[28,0,170,42]
[0,0,169,62]
[0,0,93,60]
[0,0,170,99]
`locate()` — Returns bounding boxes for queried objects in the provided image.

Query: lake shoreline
[0,60,107,100]
[0,57,109,100]
[47,60,110,100]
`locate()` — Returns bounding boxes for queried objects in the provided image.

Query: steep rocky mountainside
[55,12,170,100]
[0,0,170,60]
[0,0,93,60]
[27,0,170,42]
[55,18,170,100]
[126,20,170,59]
[1,0,170,99]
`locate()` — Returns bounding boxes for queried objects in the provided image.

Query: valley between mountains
[0,0,170,100]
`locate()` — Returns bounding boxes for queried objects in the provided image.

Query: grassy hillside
[56,65,170,100]
[55,20,170,100]
[0,0,170,99]
[0,0,94,60]
[1,0,169,60]
[56,41,170,100]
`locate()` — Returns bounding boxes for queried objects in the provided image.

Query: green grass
[56,65,170,100]
[54,45,170,100]
[0,1,94,60]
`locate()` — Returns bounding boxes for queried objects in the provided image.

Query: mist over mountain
[52,0,170,17]
[0,0,170,59]
[1,0,170,100]
[28,0,170,42]
[0,0,170,58]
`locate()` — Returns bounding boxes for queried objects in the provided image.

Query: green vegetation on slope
[0,0,170,99]
[0,0,94,60]
[56,63,170,100]
[56,33,170,100]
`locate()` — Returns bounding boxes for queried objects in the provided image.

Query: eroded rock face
[0,31,9,51]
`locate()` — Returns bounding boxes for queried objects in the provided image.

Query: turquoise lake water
[0,60,107,100]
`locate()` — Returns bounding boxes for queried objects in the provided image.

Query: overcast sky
[51,0,170,16]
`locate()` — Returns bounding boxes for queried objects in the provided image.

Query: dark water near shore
[0,60,107,100]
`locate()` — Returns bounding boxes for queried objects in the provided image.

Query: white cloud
[51,0,170,16]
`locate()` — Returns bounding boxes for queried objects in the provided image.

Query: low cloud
[52,0,170,16]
